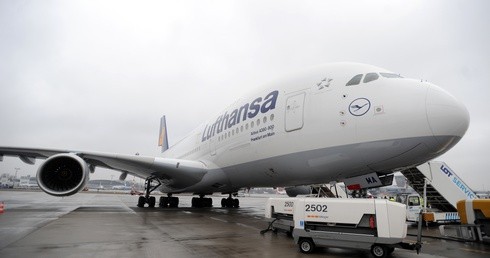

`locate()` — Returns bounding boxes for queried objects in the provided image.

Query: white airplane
[0,62,469,208]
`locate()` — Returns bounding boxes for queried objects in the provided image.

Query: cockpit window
[363,73,379,83]
[346,74,363,86]
[380,72,403,78]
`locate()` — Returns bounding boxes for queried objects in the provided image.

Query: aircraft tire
[137,196,146,207]
[159,197,168,207]
[169,197,179,207]
[191,197,199,208]
[205,198,212,207]
[148,196,156,208]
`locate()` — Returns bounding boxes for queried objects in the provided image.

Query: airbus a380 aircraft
[0,62,469,208]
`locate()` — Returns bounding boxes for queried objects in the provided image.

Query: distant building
[86,180,140,190]
[19,175,38,188]
[1,173,14,188]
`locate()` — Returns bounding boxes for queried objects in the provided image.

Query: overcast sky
[0,0,489,190]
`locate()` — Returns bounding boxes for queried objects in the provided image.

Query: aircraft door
[285,92,305,132]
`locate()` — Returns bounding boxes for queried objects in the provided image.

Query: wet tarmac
[0,190,489,258]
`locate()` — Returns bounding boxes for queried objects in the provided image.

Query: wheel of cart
[371,244,389,258]
[298,238,315,254]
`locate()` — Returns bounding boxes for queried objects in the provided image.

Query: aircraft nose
[426,84,470,139]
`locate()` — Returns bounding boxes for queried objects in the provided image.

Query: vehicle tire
[148,196,156,208]
[137,196,146,207]
[233,198,239,208]
[371,245,388,258]
[298,238,315,254]
[221,198,226,207]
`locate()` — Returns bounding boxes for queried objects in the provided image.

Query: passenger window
[346,74,363,86]
[363,73,379,83]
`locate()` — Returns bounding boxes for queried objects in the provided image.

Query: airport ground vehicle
[264,198,296,234]
[438,199,490,242]
[265,198,421,257]
[396,193,423,222]
[401,161,477,224]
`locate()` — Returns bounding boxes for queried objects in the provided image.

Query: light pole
[14,168,20,178]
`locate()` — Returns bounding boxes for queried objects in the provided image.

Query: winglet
[158,116,169,153]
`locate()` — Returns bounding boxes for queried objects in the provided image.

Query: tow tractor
[264,197,422,257]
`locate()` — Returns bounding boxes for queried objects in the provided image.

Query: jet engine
[285,185,312,197]
[36,153,90,196]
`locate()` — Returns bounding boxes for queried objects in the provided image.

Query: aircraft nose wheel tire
[371,245,388,258]
[298,238,315,254]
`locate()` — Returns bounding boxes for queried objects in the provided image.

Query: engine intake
[37,153,90,196]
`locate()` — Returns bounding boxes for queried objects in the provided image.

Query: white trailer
[263,198,296,234]
[291,198,421,257]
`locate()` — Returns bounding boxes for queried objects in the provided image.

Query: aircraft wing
[0,147,208,189]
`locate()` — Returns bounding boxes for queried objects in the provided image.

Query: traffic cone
[0,202,4,214]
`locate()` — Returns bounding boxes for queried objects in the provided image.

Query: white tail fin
[158,116,169,152]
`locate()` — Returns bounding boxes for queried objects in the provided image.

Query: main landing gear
[137,176,179,208]
[136,177,238,209]
[221,194,239,208]
[191,194,213,208]
[159,193,179,208]
[190,193,240,208]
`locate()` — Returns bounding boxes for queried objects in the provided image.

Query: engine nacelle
[36,153,90,197]
[285,185,311,197]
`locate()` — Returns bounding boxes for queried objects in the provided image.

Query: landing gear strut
[137,176,161,208]
[221,193,239,208]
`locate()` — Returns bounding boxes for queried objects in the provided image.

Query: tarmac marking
[235,222,260,230]
[209,217,228,223]
[208,217,259,230]
[460,248,490,255]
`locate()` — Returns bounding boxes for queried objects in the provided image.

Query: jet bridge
[401,161,477,223]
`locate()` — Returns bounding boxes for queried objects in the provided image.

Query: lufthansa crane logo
[349,98,371,116]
